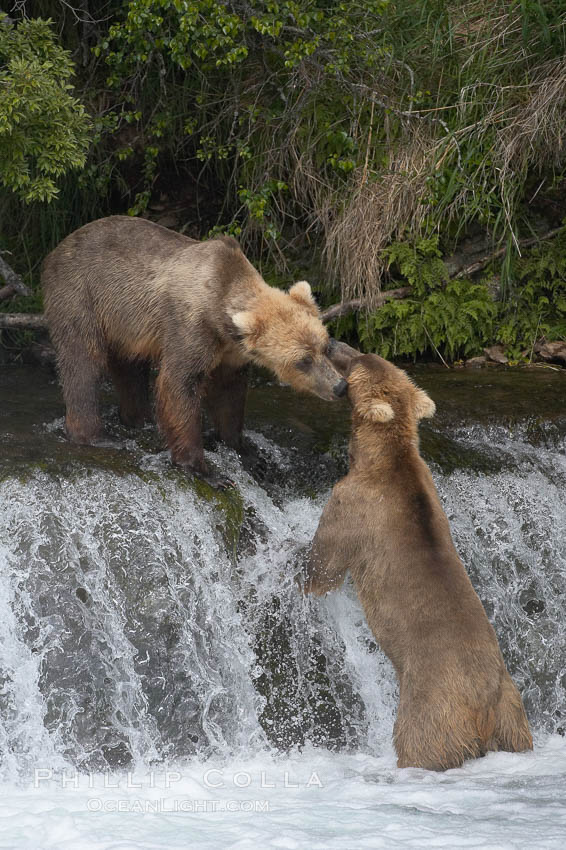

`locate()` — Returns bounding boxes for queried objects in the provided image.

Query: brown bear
[41,216,347,487]
[304,352,533,770]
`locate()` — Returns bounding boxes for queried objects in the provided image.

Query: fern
[361,238,495,360]
[357,233,566,361]
[496,231,566,357]
[382,237,448,297]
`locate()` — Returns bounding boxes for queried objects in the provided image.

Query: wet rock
[522,599,546,616]
[464,355,487,368]
[535,340,566,366]
[484,344,508,365]
[28,341,56,368]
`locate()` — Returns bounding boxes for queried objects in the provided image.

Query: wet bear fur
[304,351,533,770]
[42,216,346,486]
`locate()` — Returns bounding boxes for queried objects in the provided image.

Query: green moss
[1,445,245,553]
[192,476,244,558]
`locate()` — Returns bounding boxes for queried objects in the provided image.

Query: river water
[0,364,565,849]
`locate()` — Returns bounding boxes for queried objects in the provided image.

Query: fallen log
[0,313,48,330]
[453,227,565,279]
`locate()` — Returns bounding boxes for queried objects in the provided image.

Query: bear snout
[333,378,348,398]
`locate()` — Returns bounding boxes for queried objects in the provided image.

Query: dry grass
[497,58,566,233]
[318,5,566,305]
[95,0,566,307]
[323,140,434,307]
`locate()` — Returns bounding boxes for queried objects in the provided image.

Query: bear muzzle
[333,378,348,398]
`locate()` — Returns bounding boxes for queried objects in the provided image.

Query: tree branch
[321,287,412,322]
[453,227,565,279]
[0,254,31,298]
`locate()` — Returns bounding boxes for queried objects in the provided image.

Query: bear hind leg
[108,351,151,429]
[57,343,105,444]
[494,673,533,753]
[394,687,487,770]
[394,717,483,771]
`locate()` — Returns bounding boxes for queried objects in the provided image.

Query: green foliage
[98,0,390,229]
[358,233,566,361]
[496,231,566,359]
[104,0,389,77]
[382,0,566,239]
[382,238,449,297]
[0,17,91,203]
[2,1,566,368]
[363,278,497,361]
[360,238,496,360]
[73,0,566,299]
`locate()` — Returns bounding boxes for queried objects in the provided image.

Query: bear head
[231,281,348,402]
[345,353,436,428]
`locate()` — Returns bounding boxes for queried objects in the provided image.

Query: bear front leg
[155,364,234,490]
[204,362,248,451]
[303,490,349,596]
[155,368,205,472]
[303,550,348,596]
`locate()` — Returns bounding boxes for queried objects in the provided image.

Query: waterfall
[1,414,564,782]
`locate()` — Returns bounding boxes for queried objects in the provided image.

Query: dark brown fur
[304,353,533,769]
[42,216,346,485]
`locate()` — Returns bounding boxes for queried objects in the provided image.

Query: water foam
[1,420,565,846]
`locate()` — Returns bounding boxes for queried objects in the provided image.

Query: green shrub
[353,232,566,362]
[0,17,90,203]
[497,231,566,359]
[358,238,496,359]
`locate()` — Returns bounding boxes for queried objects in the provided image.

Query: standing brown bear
[304,352,533,770]
[42,216,346,487]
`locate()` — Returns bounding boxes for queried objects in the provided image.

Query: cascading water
[1,365,565,849]
[0,446,393,775]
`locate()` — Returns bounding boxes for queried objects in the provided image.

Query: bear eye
[325,340,336,356]
[296,355,313,372]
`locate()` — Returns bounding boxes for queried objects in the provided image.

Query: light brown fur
[42,216,346,486]
[304,353,532,770]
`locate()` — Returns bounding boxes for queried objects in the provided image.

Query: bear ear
[289,280,318,314]
[413,387,436,419]
[327,340,360,376]
[231,311,259,337]
[360,400,395,423]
